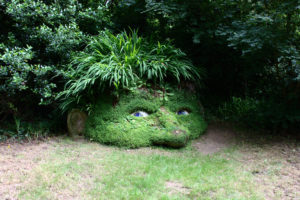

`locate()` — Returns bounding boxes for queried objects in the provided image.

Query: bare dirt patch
[165,181,191,195]
[192,123,236,155]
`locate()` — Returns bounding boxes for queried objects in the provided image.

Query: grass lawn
[1,125,299,199]
[18,140,258,200]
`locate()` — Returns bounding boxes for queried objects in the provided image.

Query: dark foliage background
[0,0,299,138]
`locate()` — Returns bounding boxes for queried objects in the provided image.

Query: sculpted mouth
[173,129,186,135]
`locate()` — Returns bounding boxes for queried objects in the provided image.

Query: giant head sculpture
[85,88,207,148]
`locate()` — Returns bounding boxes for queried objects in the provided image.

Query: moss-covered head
[85,89,207,148]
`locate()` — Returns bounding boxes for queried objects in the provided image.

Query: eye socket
[177,110,189,115]
[132,111,149,117]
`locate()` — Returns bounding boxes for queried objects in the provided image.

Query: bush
[0,45,58,119]
[0,0,110,129]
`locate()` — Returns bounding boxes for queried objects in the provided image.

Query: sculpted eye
[177,110,189,115]
[132,111,149,117]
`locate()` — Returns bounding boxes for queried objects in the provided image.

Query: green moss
[85,89,207,148]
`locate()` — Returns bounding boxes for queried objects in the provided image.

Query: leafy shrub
[58,30,202,112]
[2,0,106,65]
[32,23,87,63]
[0,45,57,119]
[0,0,110,127]
[0,0,111,119]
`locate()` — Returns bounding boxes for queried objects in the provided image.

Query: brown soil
[192,123,236,155]
[165,181,191,195]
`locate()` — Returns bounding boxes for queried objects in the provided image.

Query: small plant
[218,97,258,121]
[0,118,52,141]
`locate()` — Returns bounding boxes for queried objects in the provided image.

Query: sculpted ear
[67,109,88,137]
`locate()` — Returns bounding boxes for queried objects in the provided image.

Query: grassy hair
[57,30,203,112]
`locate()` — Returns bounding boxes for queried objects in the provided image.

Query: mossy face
[85,89,207,148]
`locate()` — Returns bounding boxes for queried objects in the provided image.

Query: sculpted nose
[157,107,186,133]
[151,107,189,148]
[157,107,179,126]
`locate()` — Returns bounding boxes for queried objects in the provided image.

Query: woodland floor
[0,123,299,200]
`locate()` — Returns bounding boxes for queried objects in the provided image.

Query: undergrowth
[0,118,54,142]
[218,96,300,131]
